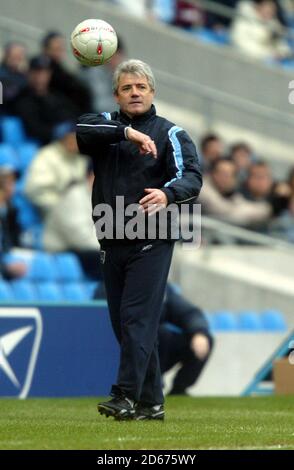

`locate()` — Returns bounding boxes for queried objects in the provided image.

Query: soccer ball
[70,19,118,66]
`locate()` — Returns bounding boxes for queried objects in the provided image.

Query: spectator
[41,31,92,114]
[159,283,213,395]
[0,42,28,114]
[228,142,254,182]
[0,167,27,279]
[242,160,273,201]
[24,122,100,278]
[198,158,272,227]
[111,0,152,18]
[79,36,127,114]
[206,0,238,30]
[200,133,224,173]
[231,0,292,61]
[14,56,78,145]
[173,0,205,29]
[269,193,294,242]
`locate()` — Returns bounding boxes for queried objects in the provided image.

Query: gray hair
[112,59,155,94]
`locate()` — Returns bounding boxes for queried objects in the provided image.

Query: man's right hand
[125,127,157,159]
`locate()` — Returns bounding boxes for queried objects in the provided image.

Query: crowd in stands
[111,0,294,66]
[198,132,294,240]
[0,24,294,286]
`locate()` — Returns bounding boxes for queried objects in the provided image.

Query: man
[0,42,27,115]
[14,56,78,144]
[159,284,213,396]
[76,59,202,421]
[41,31,92,115]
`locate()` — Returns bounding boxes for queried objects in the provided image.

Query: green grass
[0,396,293,450]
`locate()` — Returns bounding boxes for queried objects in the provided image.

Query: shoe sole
[97,404,135,421]
[135,413,165,421]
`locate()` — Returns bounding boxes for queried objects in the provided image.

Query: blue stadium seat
[0,143,19,171]
[17,142,39,173]
[54,253,84,282]
[1,116,26,146]
[62,282,88,301]
[12,193,41,230]
[11,280,37,301]
[85,281,100,299]
[0,280,13,301]
[26,253,58,281]
[261,310,287,332]
[211,311,237,331]
[35,282,63,301]
[238,311,263,331]
[193,28,230,46]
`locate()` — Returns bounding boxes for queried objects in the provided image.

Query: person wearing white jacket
[231,0,292,61]
[25,122,98,252]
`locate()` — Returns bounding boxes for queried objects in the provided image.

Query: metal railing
[201,215,294,252]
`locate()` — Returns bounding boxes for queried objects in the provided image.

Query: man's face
[212,161,237,194]
[45,36,66,63]
[114,73,154,118]
[247,166,272,198]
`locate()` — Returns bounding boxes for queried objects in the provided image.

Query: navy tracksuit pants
[100,239,174,406]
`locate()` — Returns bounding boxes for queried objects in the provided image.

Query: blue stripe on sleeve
[101,112,112,120]
[164,126,184,187]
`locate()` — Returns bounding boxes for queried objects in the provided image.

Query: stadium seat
[11,280,37,301]
[0,280,13,301]
[0,143,19,171]
[85,281,101,299]
[62,282,88,301]
[17,142,39,173]
[12,193,41,230]
[193,28,230,46]
[210,311,237,331]
[54,253,84,282]
[261,310,287,332]
[26,253,58,281]
[1,116,26,146]
[35,282,63,301]
[238,311,263,331]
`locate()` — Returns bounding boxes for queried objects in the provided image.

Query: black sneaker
[135,404,165,421]
[97,396,136,421]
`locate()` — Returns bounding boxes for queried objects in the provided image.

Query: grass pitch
[0,396,293,450]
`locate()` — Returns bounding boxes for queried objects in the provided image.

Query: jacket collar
[119,104,156,125]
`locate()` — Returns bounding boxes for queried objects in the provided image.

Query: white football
[70,19,118,66]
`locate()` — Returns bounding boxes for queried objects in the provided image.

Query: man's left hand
[139,188,168,215]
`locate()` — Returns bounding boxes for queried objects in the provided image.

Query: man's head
[113,59,155,118]
[210,158,237,195]
[42,31,66,63]
[254,0,276,21]
[2,42,27,72]
[246,161,273,199]
[201,133,224,165]
[28,55,52,95]
[53,121,78,153]
[229,142,253,172]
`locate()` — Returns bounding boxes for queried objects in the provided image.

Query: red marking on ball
[73,48,81,57]
[97,42,103,56]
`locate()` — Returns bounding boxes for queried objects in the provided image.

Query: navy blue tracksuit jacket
[76,105,202,406]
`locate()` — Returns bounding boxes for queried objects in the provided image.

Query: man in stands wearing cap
[13,56,78,145]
